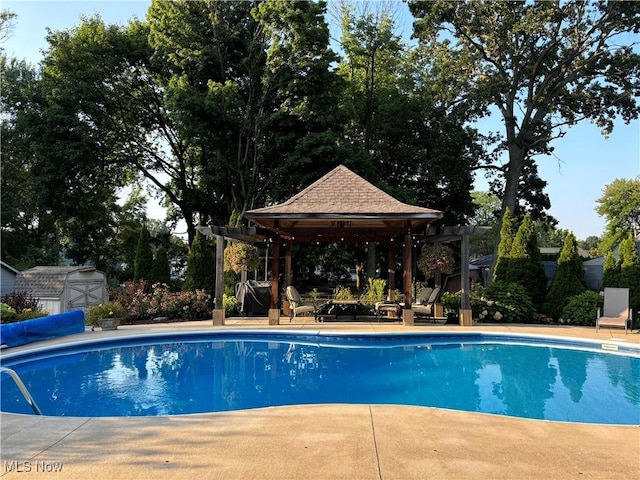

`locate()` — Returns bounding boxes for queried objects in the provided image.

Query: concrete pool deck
[1,319,639,479]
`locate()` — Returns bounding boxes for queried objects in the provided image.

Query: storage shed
[14,266,108,314]
[1,261,20,298]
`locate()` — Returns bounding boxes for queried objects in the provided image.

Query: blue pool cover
[0,310,85,347]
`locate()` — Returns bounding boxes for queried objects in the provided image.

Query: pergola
[204,165,482,326]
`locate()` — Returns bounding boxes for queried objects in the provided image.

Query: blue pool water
[1,332,639,424]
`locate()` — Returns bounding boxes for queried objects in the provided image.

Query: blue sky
[3,0,639,241]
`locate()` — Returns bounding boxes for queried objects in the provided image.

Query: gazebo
[204,165,481,326]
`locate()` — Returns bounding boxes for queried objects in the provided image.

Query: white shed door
[68,281,106,309]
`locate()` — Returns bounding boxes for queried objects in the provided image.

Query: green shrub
[15,309,50,322]
[441,291,461,314]
[1,303,17,323]
[561,290,604,326]
[224,270,239,297]
[86,301,124,326]
[2,291,41,313]
[471,281,535,323]
[359,278,386,305]
[1,292,49,323]
[223,294,238,316]
[333,285,354,301]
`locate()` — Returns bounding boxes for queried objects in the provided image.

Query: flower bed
[113,282,213,322]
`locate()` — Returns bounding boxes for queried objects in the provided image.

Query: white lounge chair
[285,286,318,322]
[596,287,632,334]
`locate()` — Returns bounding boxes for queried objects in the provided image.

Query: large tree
[0,58,60,268]
[147,0,343,217]
[254,0,345,199]
[38,17,216,245]
[409,0,640,251]
[335,2,482,223]
[0,9,16,47]
[596,177,640,253]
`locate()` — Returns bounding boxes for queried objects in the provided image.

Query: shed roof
[245,165,443,241]
[14,266,98,298]
[1,261,19,276]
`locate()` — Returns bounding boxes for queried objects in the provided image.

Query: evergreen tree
[618,234,640,269]
[601,251,618,288]
[183,230,215,294]
[134,224,154,283]
[493,208,516,282]
[543,232,587,320]
[507,212,548,309]
[150,246,171,286]
[609,234,640,314]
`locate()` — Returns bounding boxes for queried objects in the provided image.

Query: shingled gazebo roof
[245,165,443,242]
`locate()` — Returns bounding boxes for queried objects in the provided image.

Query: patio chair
[596,287,632,334]
[285,286,318,322]
[416,287,433,305]
[413,287,441,321]
[399,286,432,307]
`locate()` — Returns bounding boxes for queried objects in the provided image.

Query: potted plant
[441,291,461,324]
[87,301,124,331]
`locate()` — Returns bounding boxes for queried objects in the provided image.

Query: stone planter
[98,318,120,331]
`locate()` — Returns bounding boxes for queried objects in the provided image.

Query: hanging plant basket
[417,243,455,279]
[224,242,260,274]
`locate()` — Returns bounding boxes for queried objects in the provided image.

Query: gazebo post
[402,228,414,326]
[285,241,292,287]
[387,242,395,301]
[213,234,225,326]
[459,226,473,326]
[269,236,281,325]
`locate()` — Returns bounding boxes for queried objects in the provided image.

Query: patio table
[330,300,360,320]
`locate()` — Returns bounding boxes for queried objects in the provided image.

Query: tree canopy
[596,177,640,253]
[3,1,638,288]
[409,0,640,257]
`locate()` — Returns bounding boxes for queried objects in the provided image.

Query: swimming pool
[1,331,639,424]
